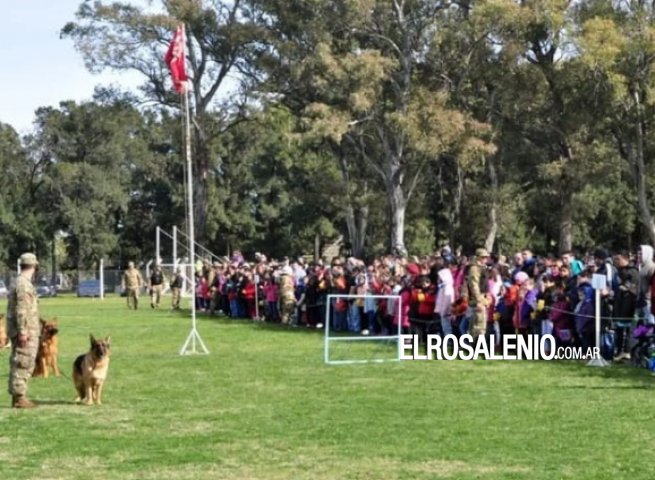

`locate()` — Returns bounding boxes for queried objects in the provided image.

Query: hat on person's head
[594,248,609,261]
[19,253,38,266]
[281,266,293,276]
[476,248,490,258]
[406,263,420,276]
[514,271,529,285]
[213,261,221,267]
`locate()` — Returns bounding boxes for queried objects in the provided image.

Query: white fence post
[100,258,104,300]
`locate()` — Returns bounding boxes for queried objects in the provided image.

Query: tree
[0,123,50,267]
[62,0,260,242]
[32,100,153,272]
[251,0,492,252]
[577,1,655,244]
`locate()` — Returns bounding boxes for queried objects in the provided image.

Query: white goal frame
[324,294,402,365]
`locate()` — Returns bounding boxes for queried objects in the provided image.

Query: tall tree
[32,100,151,272]
[62,0,259,242]
[252,0,492,252]
[577,1,655,244]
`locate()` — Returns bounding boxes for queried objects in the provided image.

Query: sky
[0,0,144,134]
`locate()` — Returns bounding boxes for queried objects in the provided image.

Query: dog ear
[105,336,111,347]
[40,318,46,326]
[90,334,96,345]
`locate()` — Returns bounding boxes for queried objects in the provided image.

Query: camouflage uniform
[170,270,183,310]
[123,264,144,310]
[7,253,40,407]
[466,249,490,340]
[279,272,296,324]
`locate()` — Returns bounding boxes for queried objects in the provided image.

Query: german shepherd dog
[33,318,61,377]
[73,335,111,405]
[0,314,8,349]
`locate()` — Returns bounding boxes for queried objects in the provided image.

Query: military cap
[19,252,38,266]
[475,248,490,258]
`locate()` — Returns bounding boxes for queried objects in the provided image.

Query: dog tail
[73,354,85,376]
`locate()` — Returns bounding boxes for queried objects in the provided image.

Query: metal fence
[0,263,197,298]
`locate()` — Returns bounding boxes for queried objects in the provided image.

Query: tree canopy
[1,0,654,270]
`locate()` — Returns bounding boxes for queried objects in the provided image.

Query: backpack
[570,259,584,277]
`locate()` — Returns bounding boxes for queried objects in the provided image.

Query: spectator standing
[613,253,638,360]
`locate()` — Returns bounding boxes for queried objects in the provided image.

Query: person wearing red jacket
[241,274,257,319]
[392,276,412,333]
[410,275,437,344]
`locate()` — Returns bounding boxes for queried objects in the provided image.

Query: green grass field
[0,295,653,479]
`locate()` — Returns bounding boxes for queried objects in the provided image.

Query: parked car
[0,280,8,298]
[77,279,102,297]
[36,281,57,298]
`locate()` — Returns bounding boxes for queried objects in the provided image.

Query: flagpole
[178,24,208,356]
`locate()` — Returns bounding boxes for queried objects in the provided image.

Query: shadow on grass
[33,399,77,406]
[551,359,655,389]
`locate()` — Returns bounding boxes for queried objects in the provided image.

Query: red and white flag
[165,24,188,93]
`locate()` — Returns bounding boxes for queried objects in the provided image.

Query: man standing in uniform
[170,267,183,310]
[466,248,490,341]
[149,264,166,309]
[279,266,296,324]
[122,261,144,310]
[7,253,40,408]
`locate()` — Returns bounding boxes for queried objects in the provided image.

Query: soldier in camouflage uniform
[7,253,40,408]
[170,267,183,310]
[466,248,490,341]
[122,261,144,310]
[279,266,296,324]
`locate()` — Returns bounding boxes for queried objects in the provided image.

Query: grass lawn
[0,295,653,479]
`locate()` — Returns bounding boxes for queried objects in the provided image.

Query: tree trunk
[355,205,368,258]
[451,163,464,248]
[192,137,210,244]
[633,90,655,244]
[558,195,573,254]
[345,204,369,259]
[314,233,320,263]
[389,183,407,254]
[484,157,498,253]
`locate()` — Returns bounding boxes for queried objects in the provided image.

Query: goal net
[324,294,402,365]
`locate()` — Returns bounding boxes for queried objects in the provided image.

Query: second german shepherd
[33,318,61,378]
[73,335,111,405]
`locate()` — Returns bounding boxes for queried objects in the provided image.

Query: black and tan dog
[33,318,61,378]
[73,335,111,405]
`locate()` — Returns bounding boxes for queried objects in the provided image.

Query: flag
[165,24,188,93]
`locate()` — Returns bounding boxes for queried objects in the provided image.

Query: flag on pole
[165,24,188,93]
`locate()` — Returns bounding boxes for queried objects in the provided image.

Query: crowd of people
[188,246,655,362]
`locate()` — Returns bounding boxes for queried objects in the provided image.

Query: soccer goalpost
[324,294,403,365]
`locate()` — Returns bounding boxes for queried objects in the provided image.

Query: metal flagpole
[173,226,178,271]
[179,41,209,355]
